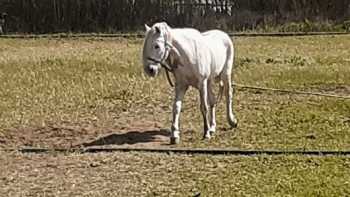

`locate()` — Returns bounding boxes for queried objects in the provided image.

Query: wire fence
[233,83,350,100]
[0,31,350,39]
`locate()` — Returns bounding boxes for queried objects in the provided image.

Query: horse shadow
[80,129,170,147]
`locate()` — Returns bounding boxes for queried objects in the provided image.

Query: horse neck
[168,29,199,67]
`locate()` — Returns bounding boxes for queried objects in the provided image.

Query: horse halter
[146,34,176,87]
[146,39,174,72]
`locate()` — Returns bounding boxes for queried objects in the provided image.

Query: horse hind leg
[207,80,217,135]
[214,77,224,105]
[199,79,211,139]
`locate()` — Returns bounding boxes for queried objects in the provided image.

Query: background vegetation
[0,0,349,33]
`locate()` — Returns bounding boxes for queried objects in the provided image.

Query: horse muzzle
[145,64,160,77]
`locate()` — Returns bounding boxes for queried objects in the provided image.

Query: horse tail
[222,36,237,128]
[216,35,234,105]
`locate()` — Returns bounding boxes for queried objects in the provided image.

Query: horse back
[201,30,233,76]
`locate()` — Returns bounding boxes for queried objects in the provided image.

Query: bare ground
[0,119,170,149]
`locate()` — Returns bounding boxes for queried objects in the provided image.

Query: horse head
[142,22,174,77]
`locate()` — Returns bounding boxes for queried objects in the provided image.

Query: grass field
[0,35,350,196]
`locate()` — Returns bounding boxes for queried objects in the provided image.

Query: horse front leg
[199,79,211,139]
[170,83,188,144]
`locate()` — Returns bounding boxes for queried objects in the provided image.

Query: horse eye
[154,45,160,49]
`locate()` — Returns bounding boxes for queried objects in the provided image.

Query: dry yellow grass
[1,36,350,149]
[0,35,350,196]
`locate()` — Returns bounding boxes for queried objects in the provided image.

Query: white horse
[142,22,237,144]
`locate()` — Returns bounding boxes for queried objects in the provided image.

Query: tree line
[0,0,349,33]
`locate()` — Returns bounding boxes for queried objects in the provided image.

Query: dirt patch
[1,120,170,149]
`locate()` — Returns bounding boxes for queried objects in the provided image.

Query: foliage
[0,0,349,33]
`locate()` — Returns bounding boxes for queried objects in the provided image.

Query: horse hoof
[209,127,216,136]
[170,137,180,145]
[203,133,211,140]
[230,120,238,128]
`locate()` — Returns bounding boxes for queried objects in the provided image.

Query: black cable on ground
[2,147,350,156]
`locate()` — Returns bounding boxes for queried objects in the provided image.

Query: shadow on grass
[81,129,169,147]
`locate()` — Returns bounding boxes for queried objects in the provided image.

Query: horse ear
[155,26,161,34]
[145,24,151,34]
[161,22,169,28]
